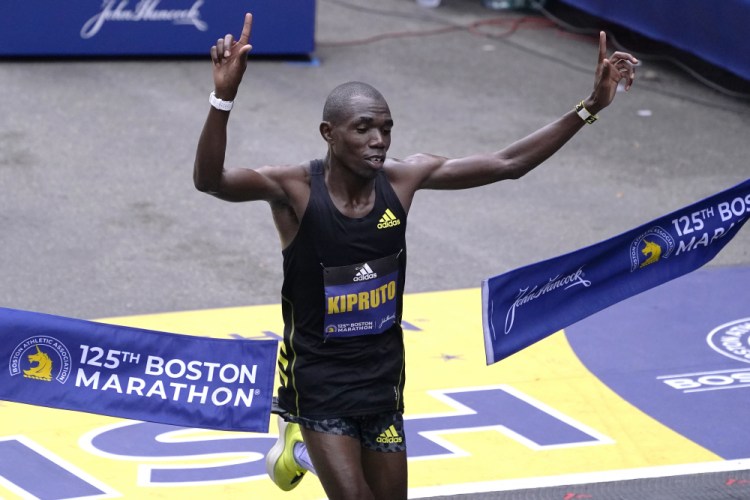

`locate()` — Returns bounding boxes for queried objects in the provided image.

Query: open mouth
[366,156,385,166]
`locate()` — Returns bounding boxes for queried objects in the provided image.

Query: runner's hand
[210,13,253,101]
[586,31,637,113]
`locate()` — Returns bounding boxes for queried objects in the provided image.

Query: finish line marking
[408,458,750,498]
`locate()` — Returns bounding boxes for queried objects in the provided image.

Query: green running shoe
[265,416,307,491]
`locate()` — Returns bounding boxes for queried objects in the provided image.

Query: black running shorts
[289,411,406,453]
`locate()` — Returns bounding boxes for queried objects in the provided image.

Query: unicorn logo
[639,239,662,268]
[10,337,72,384]
[629,226,675,272]
[24,345,53,381]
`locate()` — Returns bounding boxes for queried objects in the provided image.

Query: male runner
[193,13,637,500]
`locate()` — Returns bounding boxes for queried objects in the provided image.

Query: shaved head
[322,81,388,125]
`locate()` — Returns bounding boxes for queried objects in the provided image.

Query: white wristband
[209,91,234,112]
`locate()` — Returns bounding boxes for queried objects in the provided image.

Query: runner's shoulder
[258,161,310,179]
[384,154,446,180]
[387,153,444,167]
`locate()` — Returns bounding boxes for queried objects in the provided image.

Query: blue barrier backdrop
[0,0,315,57]
[0,308,278,432]
[557,0,750,81]
[483,178,750,365]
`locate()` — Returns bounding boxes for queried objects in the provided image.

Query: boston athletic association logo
[707,318,750,365]
[9,336,72,384]
[629,226,676,271]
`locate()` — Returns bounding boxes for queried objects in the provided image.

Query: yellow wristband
[574,100,598,124]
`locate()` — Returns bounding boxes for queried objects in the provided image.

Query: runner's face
[330,95,393,178]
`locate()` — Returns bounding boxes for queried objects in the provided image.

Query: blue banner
[482,178,750,365]
[0,308,278,432]
[557,0,750,82]
[0,0,315,57]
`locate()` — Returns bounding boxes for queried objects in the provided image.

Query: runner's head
[322,82,389,126]
[320,82,393,176]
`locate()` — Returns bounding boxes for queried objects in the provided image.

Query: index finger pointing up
[238,13,252,45]
[598,30,607,64]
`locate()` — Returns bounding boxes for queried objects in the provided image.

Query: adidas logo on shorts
[376,425,403,444]
[377,208,401,229]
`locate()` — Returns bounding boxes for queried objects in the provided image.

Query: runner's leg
[300,427,375,500]
[293,442,315,472]
[362,448,408,500]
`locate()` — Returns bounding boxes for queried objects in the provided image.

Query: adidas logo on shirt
[376,425,403,444]
[353,263,377,282]
[377,208,401,229]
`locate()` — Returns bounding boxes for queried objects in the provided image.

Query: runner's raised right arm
[193,13,287,203]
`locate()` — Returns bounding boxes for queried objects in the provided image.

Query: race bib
[323,252,401,338]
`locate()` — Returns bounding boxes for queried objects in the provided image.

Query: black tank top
[277,159,407,418]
